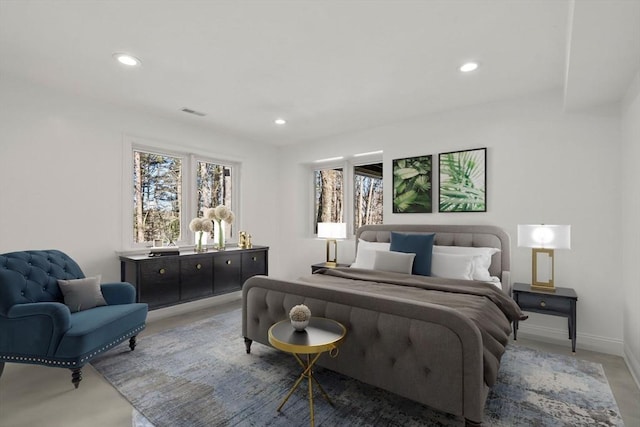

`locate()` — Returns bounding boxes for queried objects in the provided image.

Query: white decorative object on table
[189,217,214,252]
[204,205,235,250]
[289,304,311,331]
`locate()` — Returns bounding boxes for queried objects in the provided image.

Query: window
[196,161,232,213]
[313,168,343,233]
[313,159,383,235]
[354,162,383,229]
[133,150,183,244]
[126,139,237,249]
[196,160,233,240]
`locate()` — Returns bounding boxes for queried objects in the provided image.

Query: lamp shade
[317,222,347,239]
[517,224,571,249]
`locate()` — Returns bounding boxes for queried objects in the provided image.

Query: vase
[214,220,226,250]
[290,319,309,331]
[195,231,207,252]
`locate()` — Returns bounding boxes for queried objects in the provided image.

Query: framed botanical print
[438,148,486,212]
[392,155,432,213]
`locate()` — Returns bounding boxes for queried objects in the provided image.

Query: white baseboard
[147,291,242,322]
[516,323,623,356]
[623,345,640,391]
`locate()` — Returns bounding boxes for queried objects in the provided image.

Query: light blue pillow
[390,232,435,276]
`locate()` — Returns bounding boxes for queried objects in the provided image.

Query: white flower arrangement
[189,217,213,251]
[201,219,214,233]
[203,205,234,249]
[204,205,234,224]
[289,304,311,322]
[189,217,213,232]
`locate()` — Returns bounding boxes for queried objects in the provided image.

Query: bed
[242,224,526,426]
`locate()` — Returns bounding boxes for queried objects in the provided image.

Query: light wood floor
[1,297,638,427]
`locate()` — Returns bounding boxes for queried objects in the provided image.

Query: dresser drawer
[180,256,213,300]
[213,253,242,294]
[139,260,180,308]
[242,250,267,282]
[518,292,571,313]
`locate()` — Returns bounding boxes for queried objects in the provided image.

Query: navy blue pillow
[389,232,435,276]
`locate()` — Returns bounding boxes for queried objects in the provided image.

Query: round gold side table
[268,317,346,427]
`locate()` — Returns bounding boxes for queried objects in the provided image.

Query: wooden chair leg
[129,335,137,351]
[70,367,82,389]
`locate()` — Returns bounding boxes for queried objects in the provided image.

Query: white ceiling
[1,0,638,146]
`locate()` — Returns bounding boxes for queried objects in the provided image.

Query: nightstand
[311,262,350,273]
[513,282,578,353]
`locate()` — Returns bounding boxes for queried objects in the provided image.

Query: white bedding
[487,277,503,290]
[351,239,503,290]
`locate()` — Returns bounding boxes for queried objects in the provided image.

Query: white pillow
[430,253,476,280]
[433,246,500,281]
[351,240,391,269]
[373,250,415,274]
[487,277,503,290]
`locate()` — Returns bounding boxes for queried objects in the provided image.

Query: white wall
[0,76,282,281]
[277,91,624,355]
[0,73,629,360]
[621,72,640,385]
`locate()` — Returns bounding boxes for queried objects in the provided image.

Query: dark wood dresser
[120,245,268,309]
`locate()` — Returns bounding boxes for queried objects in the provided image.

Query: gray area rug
[92,309,624,426]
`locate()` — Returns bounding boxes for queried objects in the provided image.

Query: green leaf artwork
[438,148,486,212]
[393,155,432,213]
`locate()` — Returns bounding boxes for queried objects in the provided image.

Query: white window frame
[121,136,241,252]
[310,152,383,237]
[350,154,383,235]
[191,153,240,240]
[311,161,347,235]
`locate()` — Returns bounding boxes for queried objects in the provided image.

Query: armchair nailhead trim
[0,355,76,366]
[79,325,145,363]
[1,325,145,367]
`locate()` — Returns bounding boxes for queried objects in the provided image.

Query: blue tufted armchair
[0,250,148,388]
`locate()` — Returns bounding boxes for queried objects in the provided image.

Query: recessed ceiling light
[113,52,141,67]
[313,156,344,163]
[354,150,383,157]
[460,62,479,72]
[274,118,286,125]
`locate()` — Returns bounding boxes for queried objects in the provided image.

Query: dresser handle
[252,256,257,261]
[540,301,546,308]
[226,260,232,265]
[196,263,202,270]
[159,268,166,275]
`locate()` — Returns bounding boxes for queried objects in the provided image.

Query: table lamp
[317,222,347,267]
[517,224,571,292]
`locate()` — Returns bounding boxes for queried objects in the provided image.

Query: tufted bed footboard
[242,276,489,426]
[243,224,520,426]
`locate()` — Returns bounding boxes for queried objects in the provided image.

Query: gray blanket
[300,267,528,386]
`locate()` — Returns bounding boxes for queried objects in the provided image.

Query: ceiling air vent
[181,108,206,117]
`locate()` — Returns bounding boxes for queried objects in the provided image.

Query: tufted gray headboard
[356,224,511,294]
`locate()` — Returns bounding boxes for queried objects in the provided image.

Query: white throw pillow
[432,246,500,281]
[430,253,476,280]
[351,240,391,269]
[373,250,416,274]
